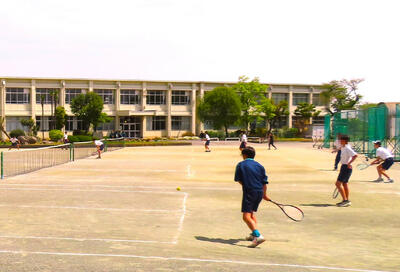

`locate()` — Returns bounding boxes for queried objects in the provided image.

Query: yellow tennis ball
[176,187,181,191]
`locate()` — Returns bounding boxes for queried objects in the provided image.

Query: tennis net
[1,138,126,178]
[1,144,71,178]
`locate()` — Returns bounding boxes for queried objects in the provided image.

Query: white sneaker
[248,235,265,248]
[374,178,384,182]
[387,179,394,183]
[245,233,254,241]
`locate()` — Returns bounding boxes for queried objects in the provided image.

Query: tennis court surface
[0,142,399,272]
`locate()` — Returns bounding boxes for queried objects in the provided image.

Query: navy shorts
[381,158,394,170]
[240,142,246,149]
[337,164,352,183]
[205,140,210,146]
[100,144,105,151]
[241,190,263,213]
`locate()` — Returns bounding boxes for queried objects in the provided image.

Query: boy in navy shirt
[234,146,270,248]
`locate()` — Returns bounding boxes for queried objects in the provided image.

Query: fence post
[72,143,75,161]
[1,151,3,179]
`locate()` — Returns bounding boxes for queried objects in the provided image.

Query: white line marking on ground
[62,169,179,173]
[0,250,393,272]
[0,236,174,244]
[172,192,188,244]
[0,204,181,213]
[0,188,182,195]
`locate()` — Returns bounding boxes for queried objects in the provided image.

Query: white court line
[0,250,393,272]
[0,235,174,244]
[62,169,179,172]
[0,187,182,195]
[172,192,188,243]
[0,204,181,213]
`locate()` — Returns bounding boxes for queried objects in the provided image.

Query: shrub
[49,129,63,142]
[277,127,299,138]
[73,130,92,136]
[10,129,26,138]
[67,135,79,143]
[76,135,93,142]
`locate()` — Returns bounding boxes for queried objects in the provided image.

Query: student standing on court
[94,139,105,159]
[335,135,357,207]
[267,132,277,150]
[239,131,247,151]
[332,133,342,171]
[204,131,211,152]
[370,141,394,183]
[234,146,270,248]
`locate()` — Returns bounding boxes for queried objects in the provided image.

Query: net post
[105,140,108,152]
[72,143,75,161]
[1,151,3,179]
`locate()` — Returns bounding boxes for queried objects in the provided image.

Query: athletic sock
[252,230,260,237]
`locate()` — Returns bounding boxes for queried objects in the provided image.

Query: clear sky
[1,0,399,103]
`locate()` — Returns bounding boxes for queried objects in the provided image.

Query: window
[275,117,288,128]
[94,89,114,104]
[96,119,115,131]
[66,89,84,104]
[312,94,324,106]
[6,116,28,131]
[147,116,166,130]
[121,90,140,105]
[312,116,325,125]
[271,93,288,104]
[171,116,191,130]
[65,116,84,131]
[35,116,50,131]
[147,90,166,105]
[6,88,30,104]
[293,93,309,106]
[172,91,191,105]
[36,88,60,104]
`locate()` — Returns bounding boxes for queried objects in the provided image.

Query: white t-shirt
[241,134,247,142]
[340,144,357,165]
[64,134,68,140]
[376,147,393,160]
[95,140,103,146]
[205,134,210,141]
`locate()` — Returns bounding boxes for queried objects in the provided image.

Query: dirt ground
[0,141,399,272]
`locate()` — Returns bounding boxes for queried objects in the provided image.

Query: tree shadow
[301,203,336,207]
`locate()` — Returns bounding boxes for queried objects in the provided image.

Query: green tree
[70,92,107,132]
[197,86,241,137]
[55,106,67,130]
[257,99,289,132]
[359,103,378,110]
[232,76,268,131]
[294,102,321,135]
[93,112,113,132]
[20,118,39,136]
[321,79,363,114]
[49,89,60,130]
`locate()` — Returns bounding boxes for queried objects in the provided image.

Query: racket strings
[281,205,304,221]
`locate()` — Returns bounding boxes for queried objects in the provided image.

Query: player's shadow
[195,236,249,248]
[301,203,336,207]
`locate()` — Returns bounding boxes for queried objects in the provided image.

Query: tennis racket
[268,200,304,222]
[356,163,370,170]
[332,187,339,199]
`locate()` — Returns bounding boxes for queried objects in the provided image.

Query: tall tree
[197,86,241,137]
[257,99,289,132]
[49,89,59,130]
[20,118,38,136]
[70,92,108,132]
[55,106,67,130]
[293,102,321,135]
[321,79,364,114]
[232,76,268,132]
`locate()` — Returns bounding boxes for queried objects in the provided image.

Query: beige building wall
[0,77,327,139]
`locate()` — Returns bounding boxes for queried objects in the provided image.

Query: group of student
[332,135,394,207]
[199,130,277,152]
[233,134,396,248]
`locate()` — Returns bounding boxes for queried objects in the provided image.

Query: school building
[0,77,328,138]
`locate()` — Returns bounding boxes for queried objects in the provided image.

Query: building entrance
[120,116,142,138]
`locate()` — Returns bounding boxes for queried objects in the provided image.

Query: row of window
[5,88,192,106]
[5,88,324,106]
[5,116,191,132]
